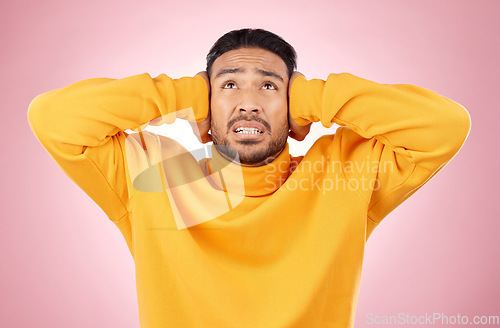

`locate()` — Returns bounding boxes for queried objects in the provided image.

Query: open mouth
[234,127,263,134]
[232,121,266,139]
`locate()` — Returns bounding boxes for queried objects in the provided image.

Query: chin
[213,134,286,166]
[237,144,284,166]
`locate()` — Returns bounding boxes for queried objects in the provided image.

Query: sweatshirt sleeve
[289,73,471,224]
[27,73,209,222]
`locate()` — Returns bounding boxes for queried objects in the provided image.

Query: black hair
[206,28,297,79]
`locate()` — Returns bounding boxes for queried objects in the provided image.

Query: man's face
[209,47,290,166]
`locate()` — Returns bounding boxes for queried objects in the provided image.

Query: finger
[290,129,309,141]
[295,134,306,141]
[304,123,312,135]
[288,130,302,141]
[196,128,212,144]
[190,121,212,143]
[201,133,213,144]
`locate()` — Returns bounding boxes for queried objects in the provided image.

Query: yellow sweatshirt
[27,72,470,327]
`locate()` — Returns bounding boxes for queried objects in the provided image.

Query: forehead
[212,47,288,78]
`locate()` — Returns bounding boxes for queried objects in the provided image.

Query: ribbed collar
[205,143,292,197]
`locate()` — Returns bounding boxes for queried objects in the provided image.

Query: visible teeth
[235,127,262,134]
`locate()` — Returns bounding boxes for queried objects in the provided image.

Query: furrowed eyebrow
[214,68,245,79]
[256,69,284,82]
[213,67,284,82]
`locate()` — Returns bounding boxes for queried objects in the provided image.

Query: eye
[222,81,237,89]
[262,82,277,90]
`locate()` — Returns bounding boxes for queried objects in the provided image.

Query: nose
[237,89,261,114]
[239,108,259,113]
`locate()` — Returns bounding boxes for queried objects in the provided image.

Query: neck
[207,142,292,196]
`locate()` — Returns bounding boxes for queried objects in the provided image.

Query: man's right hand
[192,71,212,143]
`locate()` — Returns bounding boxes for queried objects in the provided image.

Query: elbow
[27,93,48,138]
[449,102,471,151]
[27,91,58,139]
[438,101,471,161]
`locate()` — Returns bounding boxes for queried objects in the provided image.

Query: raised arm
[289,73,471,224]
[27,73,208,222]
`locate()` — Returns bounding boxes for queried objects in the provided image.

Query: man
[27,28,471,327]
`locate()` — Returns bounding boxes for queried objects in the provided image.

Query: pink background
[2,0,498,327]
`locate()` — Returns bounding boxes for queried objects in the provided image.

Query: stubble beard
[211,118,289,166]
